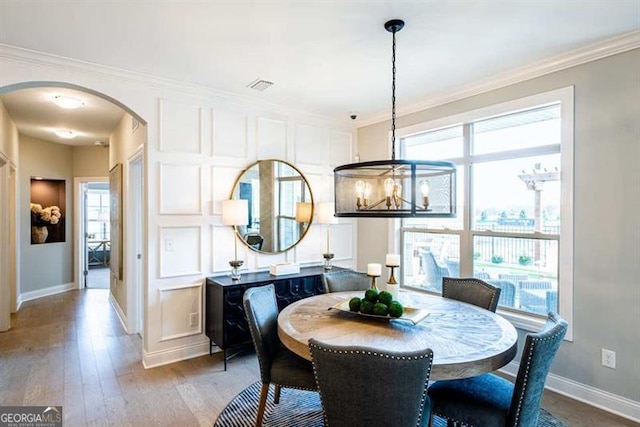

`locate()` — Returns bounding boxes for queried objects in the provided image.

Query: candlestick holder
[367,274,380,291]
[229,260,244,281]
[322,253,335,270]
[386,264,398,285]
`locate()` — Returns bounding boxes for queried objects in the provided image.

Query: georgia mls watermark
[0,406,62,427]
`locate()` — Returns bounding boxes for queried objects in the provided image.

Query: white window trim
[390,86,574,340]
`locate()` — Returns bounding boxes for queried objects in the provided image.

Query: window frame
[392,86,574,339]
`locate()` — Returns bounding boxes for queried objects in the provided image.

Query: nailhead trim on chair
[511,313,565,426]
[442,278,500,311]
[309,342,433,427]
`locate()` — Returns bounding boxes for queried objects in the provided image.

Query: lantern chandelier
[334,19,456,218]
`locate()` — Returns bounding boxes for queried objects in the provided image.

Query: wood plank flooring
[0,289,636,426]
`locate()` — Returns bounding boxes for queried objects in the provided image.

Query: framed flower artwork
[30,178,66,244]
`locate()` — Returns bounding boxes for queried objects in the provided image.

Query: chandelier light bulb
[420,180,430,197]
[355,180,365,198]
[363,182,372,198]
[384,178,395,197]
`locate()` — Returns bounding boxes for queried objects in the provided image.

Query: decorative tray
[329,300,430,325]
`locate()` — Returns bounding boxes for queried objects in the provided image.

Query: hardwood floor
[0,289,636,426]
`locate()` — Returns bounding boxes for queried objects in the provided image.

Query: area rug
[214,381,565,426]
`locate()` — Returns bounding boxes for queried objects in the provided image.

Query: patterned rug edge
[214,381,565,427]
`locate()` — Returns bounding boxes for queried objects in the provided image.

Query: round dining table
[277,290,518,380]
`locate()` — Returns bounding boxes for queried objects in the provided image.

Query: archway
[0,81,146,335]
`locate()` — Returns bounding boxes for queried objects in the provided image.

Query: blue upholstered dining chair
[243,284,317,427]
[321,269,370,293]
[309,338,434,427]
[428,312,568,427]
[488,279,517,309]
[421,250,450,292]
[442,277,502,312]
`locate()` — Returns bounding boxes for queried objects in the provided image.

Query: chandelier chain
[391,27,397,161]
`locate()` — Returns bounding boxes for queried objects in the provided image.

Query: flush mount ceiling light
[334,19,456,218]
[54,130,77,139]
[51,95,85,109]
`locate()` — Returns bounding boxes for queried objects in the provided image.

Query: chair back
[420,250,449,292]
[244,232,264,250]
[444,258,460,277]
[321,270,370,293]
[518,280,552,290]
[488,279,516,308]
[442,277,501,312]
[507,312,568,427]
[310,339,433,427]
[243,284,279,384]
[498,273,529,284]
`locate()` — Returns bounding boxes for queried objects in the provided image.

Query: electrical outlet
[189,312,198,327]
[601,348,616,369]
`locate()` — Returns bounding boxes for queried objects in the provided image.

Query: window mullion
[460,123,473,277]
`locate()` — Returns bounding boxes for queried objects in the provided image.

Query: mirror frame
[229,159,314,254]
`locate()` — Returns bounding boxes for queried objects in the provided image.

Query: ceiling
[0,1,638,145]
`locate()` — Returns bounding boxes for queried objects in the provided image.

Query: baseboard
[500,361,640,423]
[19,282,75,303]
[108,293,129,334]
[15,295,23,311]
[142,340,210,369]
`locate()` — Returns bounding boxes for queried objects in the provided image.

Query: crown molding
[0,44,352,128]
[358,30,640,128]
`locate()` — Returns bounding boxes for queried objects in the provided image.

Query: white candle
[386,254,400,267]
[367,263,382,276]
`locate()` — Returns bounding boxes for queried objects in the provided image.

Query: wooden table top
[277,290,518,380]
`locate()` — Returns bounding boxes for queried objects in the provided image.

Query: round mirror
[230,159,314,253]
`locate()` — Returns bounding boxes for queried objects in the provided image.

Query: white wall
[357,48,640,412]
[0,100,19,329]
[19,135,74,295]
[0,44,357,369]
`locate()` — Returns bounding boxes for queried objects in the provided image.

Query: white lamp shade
[317,202,338,225]
[295,202,313,223]
[222,199,248,226]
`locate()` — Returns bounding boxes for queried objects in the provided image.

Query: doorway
[84,182,111,289]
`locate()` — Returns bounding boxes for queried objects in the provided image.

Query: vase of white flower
[30,203,62,244]
[32,225,48,243]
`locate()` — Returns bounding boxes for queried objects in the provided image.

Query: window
[398,87,573,336]
[87,188,110,241]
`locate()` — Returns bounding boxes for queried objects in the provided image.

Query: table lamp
[295,202,313,224]
[222,199,248,280]
[317,202,338,270]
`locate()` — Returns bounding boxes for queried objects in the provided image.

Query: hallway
[0,289,258,426]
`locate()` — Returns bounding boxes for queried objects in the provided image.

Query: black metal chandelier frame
[333,19,456,218]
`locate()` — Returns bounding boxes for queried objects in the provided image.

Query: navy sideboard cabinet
[206,266,344,369]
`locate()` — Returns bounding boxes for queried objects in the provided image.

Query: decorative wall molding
[212,108,249,159]
[256,116,287,160]
[158,225,202,278]
[142,340,210,369]
[19,282,74,303]
[158,282,203,342]
[359,31,640,127]
[159,99,203,154]
[158,163,203,215]
[501,361,640,423]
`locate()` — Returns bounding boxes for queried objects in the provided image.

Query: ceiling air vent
[247,79,274,91]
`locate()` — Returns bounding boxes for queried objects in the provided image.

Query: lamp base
[322,253,335,270]
[229,260,244,280]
